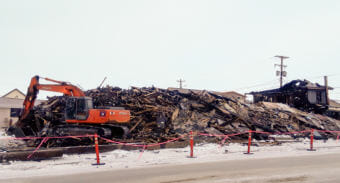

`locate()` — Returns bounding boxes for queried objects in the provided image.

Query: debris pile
[16,86,339,145]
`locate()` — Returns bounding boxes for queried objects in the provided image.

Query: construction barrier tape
[137,145,147,160]
[198,132,248,137]
[2,129,340,160]
[314,130,340,133]
[5,135,94,160]
[219,135,229,149]
[0,134,95,141]
[271,130,311,135]
[100,134,188,148]
[27,137,49,159]
[252,131,271,135]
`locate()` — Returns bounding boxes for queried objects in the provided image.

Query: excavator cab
[65,97,93,121]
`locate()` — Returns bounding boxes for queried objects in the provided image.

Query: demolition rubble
[11,86,340,147]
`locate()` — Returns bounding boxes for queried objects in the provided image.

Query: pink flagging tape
[252,131,271,135]
[198,133,227,137]
[1,134,95,141]
[315,130,340,133]
[198,132,248,137]
[219,135,229,148]
[25,135,94,160]
[3,129,340,144]
[3,129,340,161]
[199,130,312,137]
[271,130,311,135]
[12,135,94,160]
[146,134,188,147]
[100,137,144,147]
[27,137,49,159]
[100,134,188,148]
[137,145,147,160]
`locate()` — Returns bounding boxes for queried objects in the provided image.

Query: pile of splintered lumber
[21,86,340,145]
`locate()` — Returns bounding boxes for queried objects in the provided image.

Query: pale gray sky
[1,0,340,99]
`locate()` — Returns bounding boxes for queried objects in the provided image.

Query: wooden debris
[14,86,340,147]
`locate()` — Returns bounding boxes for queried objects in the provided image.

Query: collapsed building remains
[8,85,340,147]
[250,79,333,114]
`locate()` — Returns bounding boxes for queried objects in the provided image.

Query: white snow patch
[1,139,340,179]
[0,130,26,151]
[0,130,5,137]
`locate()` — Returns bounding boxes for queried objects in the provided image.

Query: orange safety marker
[92,133,105,165]
[187,131,196,158]
[307,129,316,151]
[244,130,253,154]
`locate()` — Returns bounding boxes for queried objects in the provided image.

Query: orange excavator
[9,75,130,138]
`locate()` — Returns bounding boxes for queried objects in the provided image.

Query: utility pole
[324,76,330,105]
[274,55,289,88]
[177,79,185,89]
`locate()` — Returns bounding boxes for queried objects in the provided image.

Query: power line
[328,74,340,77]
[232,79,278,91]
[289,74,340,81]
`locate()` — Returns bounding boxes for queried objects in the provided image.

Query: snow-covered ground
[1,136,340,180]
[0,130,26,150]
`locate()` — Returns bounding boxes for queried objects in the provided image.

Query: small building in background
[2,89,25,99]
[0,89,44,129]
[250,79,332,113]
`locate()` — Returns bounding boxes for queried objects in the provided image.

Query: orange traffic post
[188,131,195,158]
[244,130,253,154]
[307,129,316,151]
[92,133,105,165]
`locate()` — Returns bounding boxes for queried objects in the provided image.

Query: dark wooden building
[250,79,332,113]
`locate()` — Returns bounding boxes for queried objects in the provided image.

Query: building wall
[0,108,19,129]
[0,108,10,128]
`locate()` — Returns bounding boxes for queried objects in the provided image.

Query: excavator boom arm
[20,76,85,121]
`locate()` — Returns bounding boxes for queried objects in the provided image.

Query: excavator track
[50,124,129,139]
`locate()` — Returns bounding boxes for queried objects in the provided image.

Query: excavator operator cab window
[65,97,92,120]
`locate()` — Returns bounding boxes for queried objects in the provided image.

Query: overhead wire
[232,79,278,91]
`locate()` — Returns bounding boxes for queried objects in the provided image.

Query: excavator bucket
[6,126,26,137]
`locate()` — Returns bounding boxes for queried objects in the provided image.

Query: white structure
[0,89,44,129]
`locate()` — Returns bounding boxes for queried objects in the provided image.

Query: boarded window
[308,91,327,105]
[10,108,21,117]
[308,91,317,104]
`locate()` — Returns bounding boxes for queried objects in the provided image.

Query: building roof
[2,88,26,99]
[214,91,245,98]
[0,98,44,109]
